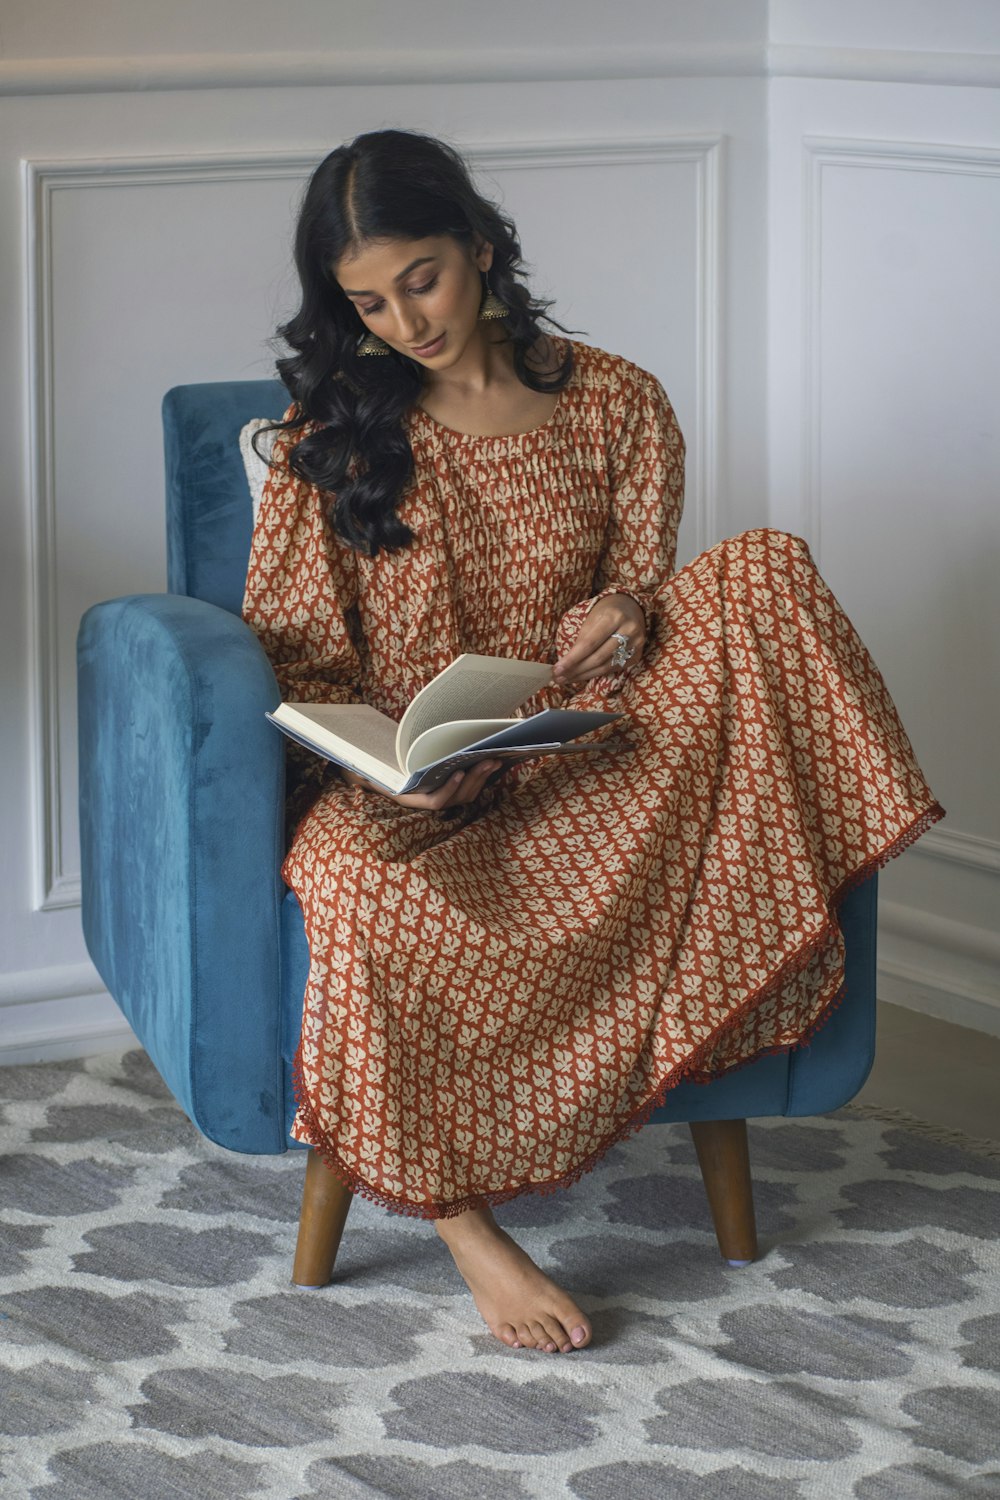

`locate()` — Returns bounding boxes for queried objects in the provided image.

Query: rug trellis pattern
[1,1049,998,1499]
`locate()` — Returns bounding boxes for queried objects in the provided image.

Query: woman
[243,129,943,1355]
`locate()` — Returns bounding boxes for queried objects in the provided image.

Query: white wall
[0,1,996,1062]
[769,0,1000,54]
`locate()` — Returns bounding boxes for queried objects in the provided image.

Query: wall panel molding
[4,44,1000,97]
[770,45,1000,91]
[798,134,1000,1043]
[25,150,322,911]
[802,136,1000,562]
[26,136,721,912]
[0,45,763,96]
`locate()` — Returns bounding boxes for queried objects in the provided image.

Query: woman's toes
[528,1320,553,1351]
[569,1323,591,1348]
[515,1323,538,1350]
[496,1323,519,1348]
[541,1316,573,1351]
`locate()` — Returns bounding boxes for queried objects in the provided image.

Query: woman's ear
[472,237,494,272]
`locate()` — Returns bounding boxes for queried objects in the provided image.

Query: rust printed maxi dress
[243,339,943,1219]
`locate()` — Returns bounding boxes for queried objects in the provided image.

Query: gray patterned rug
[1,1049,999,1499]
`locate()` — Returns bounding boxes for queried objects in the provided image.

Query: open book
[266,653,624,794]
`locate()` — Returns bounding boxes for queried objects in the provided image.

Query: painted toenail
[571,1327,587,1344]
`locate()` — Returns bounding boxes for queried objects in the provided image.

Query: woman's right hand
[339,758,504,811]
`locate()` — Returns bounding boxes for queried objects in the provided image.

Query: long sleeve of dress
[555,363,685,661]
[242,421,363,707]
[242,420,364,821]
[594,363,685,619]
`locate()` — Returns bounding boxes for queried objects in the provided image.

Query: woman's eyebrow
[341,257,437,296]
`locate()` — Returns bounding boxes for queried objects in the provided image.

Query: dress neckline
[409,339,576,443]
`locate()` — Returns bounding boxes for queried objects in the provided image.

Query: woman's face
[334,234,493,369]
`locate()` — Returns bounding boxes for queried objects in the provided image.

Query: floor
[856,1000,1000,1142]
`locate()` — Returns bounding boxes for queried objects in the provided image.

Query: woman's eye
[357,276,436,316]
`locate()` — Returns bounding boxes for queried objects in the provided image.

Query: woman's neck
[416,335,561,438]
[422,326,516,402]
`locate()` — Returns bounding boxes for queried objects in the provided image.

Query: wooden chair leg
[292,1149,354,1288]
[689,1118,758,1266]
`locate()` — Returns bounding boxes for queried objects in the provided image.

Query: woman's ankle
[434,1205,497,1244]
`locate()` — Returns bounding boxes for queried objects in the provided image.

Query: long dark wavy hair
[265,129,574,557]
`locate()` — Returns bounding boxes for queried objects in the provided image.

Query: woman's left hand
[551,593,646,691]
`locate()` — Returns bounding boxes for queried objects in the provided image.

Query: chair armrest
[78,592,289,1151]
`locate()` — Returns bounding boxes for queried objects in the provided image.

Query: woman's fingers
[555,627,645,686]
[569,638,639,683]
[342,758,503,811]
[552,593,645,688]
[440,758,503,806]
[395,758,503,812]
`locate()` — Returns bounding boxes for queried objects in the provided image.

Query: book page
[271,703,400,776]
[404,718,519,773]
[395,655,553,764]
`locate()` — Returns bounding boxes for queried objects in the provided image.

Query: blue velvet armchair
[77,380,878,1285]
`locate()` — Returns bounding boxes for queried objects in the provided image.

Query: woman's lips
[411,333,445,357]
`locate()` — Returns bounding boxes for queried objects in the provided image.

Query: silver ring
[610,631,635,670]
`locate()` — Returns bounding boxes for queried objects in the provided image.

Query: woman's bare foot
[436,1206,592,1353]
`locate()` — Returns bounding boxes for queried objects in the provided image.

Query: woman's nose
[393,302,424,342]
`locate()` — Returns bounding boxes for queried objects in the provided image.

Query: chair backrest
[163,380,288,615]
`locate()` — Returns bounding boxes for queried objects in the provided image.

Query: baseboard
[0,989,137,1065]
[877,962,1000,1041]
[876,897,1000,1039]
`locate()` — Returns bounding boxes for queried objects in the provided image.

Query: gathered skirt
[284,529,943,1217]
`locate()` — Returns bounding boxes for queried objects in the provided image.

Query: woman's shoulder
[553,341,671,444]
[263,402,329,472]
[561,339,667,405]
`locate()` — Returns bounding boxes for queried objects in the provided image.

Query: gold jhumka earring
[478,273,508,322]
[356,331,391,356]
